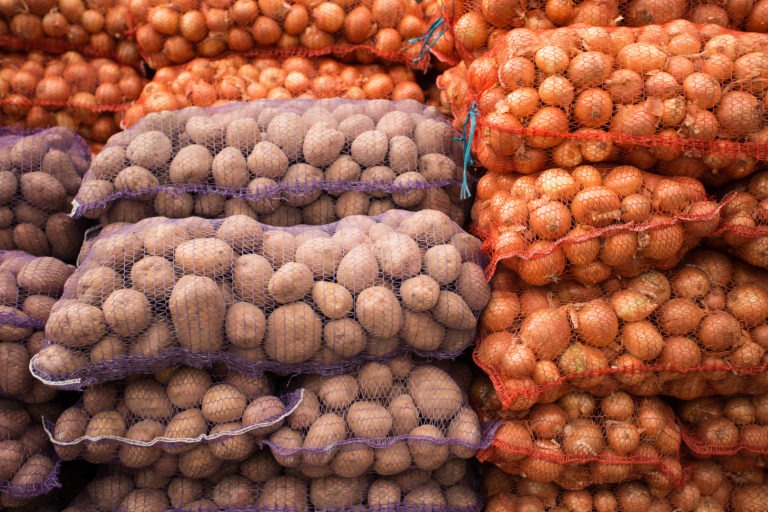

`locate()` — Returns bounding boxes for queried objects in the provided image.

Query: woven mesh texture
[473,247,768,411]
[443,0,768,61]
[0,53,147,147]
[62,454,482,512]
[30,210,489,389]
[123,56,429,127]
[127,0,432,71]
[471,165,725,285]
[0,250,73,403]
[74,99,468,227]
[441,23,768,179]
[0,127,91,262]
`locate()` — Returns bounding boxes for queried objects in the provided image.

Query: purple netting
[0,455,61,499]
[71,99,471,227]
[0,127,92,263]
[62,451,483,512]
[30,210,490,390]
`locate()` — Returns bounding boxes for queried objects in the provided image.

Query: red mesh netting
[473,247,768,411]
[440,22,768,179]
[127,0,433,71]
[442,0,768,62]
[123,56,429,127]
[475,392,684,488]
[470,165,724,285]
[0,0,141,69]
[480,459,768,511]
[0,52,147,148]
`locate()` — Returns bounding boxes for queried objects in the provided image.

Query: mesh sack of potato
[479,458,759,512]
[30,209,490,389]
[0,251,74,403]
[470,165,725,285]
[47,366,302,467]
[123,56,429,127]
[261,359,498,478]
[473,390,684,488]
[444,0,768,62]
[0,52,147,150]
[473,247,768,412]
[72,98,470,227]
[444,22,768,181]
[0,397,62,502]
[61,452,482,512]
[128,0,434,71]
[0,127,91,262]
[0,0,141,69]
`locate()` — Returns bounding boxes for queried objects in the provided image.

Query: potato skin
[264,302,323,364]
[169,275,226,352]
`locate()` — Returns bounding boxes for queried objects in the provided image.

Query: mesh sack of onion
[442,22,768,181]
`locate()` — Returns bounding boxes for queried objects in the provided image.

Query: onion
[601,391,635,420]
[522,440,565,482]
[571,299,618,347]
[697,417,740,448]
[519,307,570,359]
[529,403,568,439]
[559,391,597,418]
[727,284,768,327]
[494,421,533,461]
[517,245,566,286]
[563,226,601,265]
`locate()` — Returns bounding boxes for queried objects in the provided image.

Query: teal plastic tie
[408,17,446,64]
[455,101,477,200]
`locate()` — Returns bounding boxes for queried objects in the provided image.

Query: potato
[164,409,207,453]
[399,209,458,245]
[0,343,31,397]
[351,130,389,167]
[45,213,83,263]
[347,401,393,439]
[373,442,412,475]
[246,141,289,180]
[119,420,165,468]
[389,136,419,174]
[15,202,47,228]
[392,172,428,208]
[20,172,67,211]
[169,275,226,352]
[355,286,403,339]
[86,473,134,510]
[17,256,71,296]
[182,499,218,511]
[88,231,144,267]
[373,233,421,279]
[324,319,367,359]
[268,262,313,304]
[302,413,346,465]
[45,302,106,347]
[264,302,322,364]
[401,311,445,351]
[325,157,362,193]
[419,154,458,183]
[399,275,440,312]
[208,423,256,461]
[194,193,225,217]
[0,270,17,304]
[88,146,126,181]
[166,368,211,409]
[268,427,303,467]
[414,119,453,155]
[0,440,24,479]
[282,164,323,208]
[357,362,393,398]
[13,223,49,256]
[216,215,263,254]
[130,256,175,301]
[211,147,249,189]
[174,238,234,278]
[74,267,122,307]
[267,113,306,161]
[361,166,396,198]
[446,407,482,459]
[456,262,491,312]
[240,449,282,483]
[126,131,172,169]
[311,282,353,320]
[404,483,447,508]
[168,477,203,509]
[225,302,267,350]
[201,384,247,424]
[242,396,286,436]
[224,372,272,400]
[179,444,222,479]
[113,166,160,200]
[310,476,368,509]
[368,480,402,509]
[295,237,343,278]
[423,244,462,286]
[84,411,125,463]
[262,231,296,267]
[336,245,379,294]
[338,114,375,142]
[187,115,225,146]
[130,320,173,357]
[393,469,432,492]
[408,425,449,470]
[83,384,118,415]
[225,117,260,154]
[318,375,359,409]
[0,307,31,342]
[102,289,152,338]
[124,379,174,420]
[407,367,463,421]
[168,145,213,185]
[432,291,476,330]
[303,123,345,168]
[211,474,252,508]
[154,191,194,218]
[232,254,273,308]
[288,390,319,430]
[119,489,169,512]
[434,459,468,487]
[258,476,309,512]
[330,444,374,478]
[0,171,17,205]
[31,344,86,378]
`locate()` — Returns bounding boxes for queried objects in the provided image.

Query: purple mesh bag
[62,450,483,512]
[30,209,490,390]
[0,397,62,501]
[0,251,73,403]
[46,367,301,468]
[71,99,471,228]
[0,127,91,263]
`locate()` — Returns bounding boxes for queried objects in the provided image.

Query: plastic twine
[456,101,477,200]
[409,17,446,64]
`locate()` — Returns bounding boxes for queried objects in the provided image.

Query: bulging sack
[31,209,491,389]
[74,99,469,227]
[0,127,91,262]
[62,453,482,512]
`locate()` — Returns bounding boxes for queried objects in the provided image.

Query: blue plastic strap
[455,101,477,200]
[409,17,446,64]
